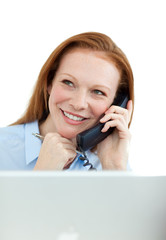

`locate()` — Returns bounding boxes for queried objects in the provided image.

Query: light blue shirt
[0,121,102,171]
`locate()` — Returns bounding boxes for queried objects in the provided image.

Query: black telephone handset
[76,91,129,153]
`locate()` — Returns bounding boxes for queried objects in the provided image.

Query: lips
[62,110,86,121]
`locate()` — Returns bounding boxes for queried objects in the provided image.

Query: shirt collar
[25,120,42,165]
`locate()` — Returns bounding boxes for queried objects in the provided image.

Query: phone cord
[79,152,96,171]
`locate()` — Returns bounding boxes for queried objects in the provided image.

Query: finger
[63,157,76,169]
[65,149,77,160]
[55,141,76,153]
[104,100,132,124]
[45,133,76,153]
[101,119,130,140]
[45,133,74,146]
[60,147,77,167]
[105,105,128,115]
[100,112,126,124]
[101,119,123,132]
[101,115,126,132]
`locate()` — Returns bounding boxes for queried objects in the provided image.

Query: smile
[63,111,85,121]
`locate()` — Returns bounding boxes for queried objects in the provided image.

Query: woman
[0,32,134,170]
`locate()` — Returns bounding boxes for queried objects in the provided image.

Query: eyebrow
[59,73,77,81]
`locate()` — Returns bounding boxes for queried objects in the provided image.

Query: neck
[39,114,56,137]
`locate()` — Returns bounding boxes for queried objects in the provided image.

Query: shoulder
[0,124,25,142]
[0,120,39,145]
[0,124,25,133]
[0,124,26,157]
[0,121,39,170]
[0,124,26,170]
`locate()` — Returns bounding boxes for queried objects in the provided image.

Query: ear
[47,83,52,95]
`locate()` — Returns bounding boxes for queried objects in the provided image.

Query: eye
[62,80,74,87]
[93,89,105,96]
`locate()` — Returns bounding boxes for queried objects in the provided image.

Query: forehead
[56,48,120,82]
[59,48,113,67]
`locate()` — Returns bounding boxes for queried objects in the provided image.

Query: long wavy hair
[12,32,134,126]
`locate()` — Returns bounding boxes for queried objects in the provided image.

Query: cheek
[91,94,115,118]
[49,86,68,106]
[91,102,109,119]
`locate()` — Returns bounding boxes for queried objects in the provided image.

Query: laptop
[0,171,166,240]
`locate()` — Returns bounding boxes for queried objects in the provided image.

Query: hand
[34,133,77,170]
[96,100,133,170]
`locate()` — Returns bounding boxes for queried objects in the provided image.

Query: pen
[32,132,44,141]
[32,132,82,155]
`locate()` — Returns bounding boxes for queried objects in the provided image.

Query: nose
[69,90,88,110]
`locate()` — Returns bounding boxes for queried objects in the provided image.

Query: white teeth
[63,111,84,121]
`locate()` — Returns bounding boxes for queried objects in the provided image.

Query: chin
[58,130,77,140]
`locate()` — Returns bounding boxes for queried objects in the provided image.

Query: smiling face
[40,48,120,140]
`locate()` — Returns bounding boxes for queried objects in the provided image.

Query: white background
[0,0,166,172]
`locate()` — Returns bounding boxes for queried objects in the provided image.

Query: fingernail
[101,127,106,132]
